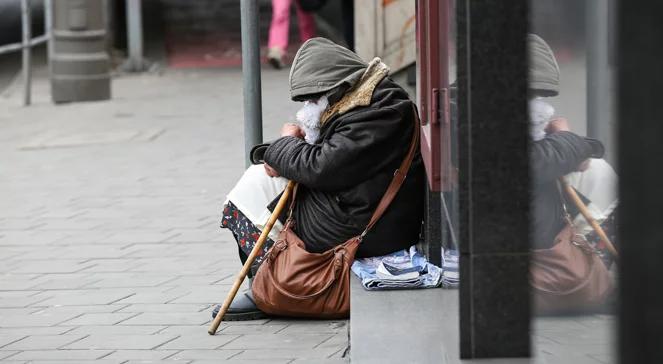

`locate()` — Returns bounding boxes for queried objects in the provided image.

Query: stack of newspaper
[440,248,459,288]
[351,246,450,290]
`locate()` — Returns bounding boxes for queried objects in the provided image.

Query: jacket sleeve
[263,106,408,191]
[530,131,594,184]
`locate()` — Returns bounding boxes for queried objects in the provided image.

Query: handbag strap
[360,104,420,238]
[285,104,421,238]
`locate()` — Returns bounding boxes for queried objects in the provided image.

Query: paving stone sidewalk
[0,67,349,363]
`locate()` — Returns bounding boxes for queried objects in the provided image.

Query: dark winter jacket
[531,131,603,248]
[263,39,425,258]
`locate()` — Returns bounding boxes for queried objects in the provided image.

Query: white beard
[529,98,555,141]
[296,95,329,145]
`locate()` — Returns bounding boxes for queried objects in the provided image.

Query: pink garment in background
[268,0,316,51]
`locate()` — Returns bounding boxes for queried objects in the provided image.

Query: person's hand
[545,117,571,134]
[264,163,280,177]
[280,123,305,139]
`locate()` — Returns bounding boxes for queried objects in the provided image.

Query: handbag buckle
[275,240,288,251]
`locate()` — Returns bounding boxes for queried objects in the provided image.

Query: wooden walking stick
[559,177,619,259]
[208,180,296,335]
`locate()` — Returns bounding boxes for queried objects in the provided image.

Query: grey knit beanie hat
[528,34,560,97]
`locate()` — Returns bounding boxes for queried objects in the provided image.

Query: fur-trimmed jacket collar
[320,58,390,125]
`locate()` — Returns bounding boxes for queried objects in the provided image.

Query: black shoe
[267,47,285,69]
[212,290,267,321]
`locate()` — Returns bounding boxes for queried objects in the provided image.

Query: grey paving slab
[7,349,114,361]
[222,334,335,350]
[64,334,180,350]
[79,259,142,273]
[0,232,69,247]
[10,260,96,274]
[27,274,104,290]
[0,292,51,308]
[65,325,165,336]
[115,303,210,314]
[0,312,80,327]
[122,361,192,364]
[85,274,176,288]
[33,218,104,231]
[120,312,209,326]
[15,361,122,364]
[100,232,181,245]
[155,325,218,336]
[271,320,347,334]
[158,333,240,350]
[2,334,88,350]
[0,351,21,360]
[29,304,128,316]
[167,285,236,304]
[230,348,342,360]
[0,335,27,348]
[47,246,130,260]
[0,218,44,230]
[315,332,348,349]
[0,327,73,336]
[218,323,289,335]
[102,349,181,361]
[33,288,136,306]
[166,349,243,361]
[58,312,139,326]
[190,360,290,364]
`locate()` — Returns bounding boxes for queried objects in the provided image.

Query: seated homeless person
[213,38,425,320]
[528,34,618,314]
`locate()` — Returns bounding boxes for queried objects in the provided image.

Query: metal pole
[21,0,32,106]
[126,0,144,71]
[586,0,615,164]
[45,0,52,74]
[240,0,263,167]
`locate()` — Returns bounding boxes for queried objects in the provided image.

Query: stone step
[349,275,452,364]
[349,274,615,363]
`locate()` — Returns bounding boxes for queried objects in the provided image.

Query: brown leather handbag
[530,189,614,314]
[251,108,420,318]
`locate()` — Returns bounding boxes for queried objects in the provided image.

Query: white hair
[296,95,329,144]
[529,98,555,141]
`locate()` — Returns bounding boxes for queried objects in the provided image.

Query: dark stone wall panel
[618,2,663,363]
[457,0,530,359]
[458,0,530,255]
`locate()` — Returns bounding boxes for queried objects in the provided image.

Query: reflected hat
[528,34,560,97]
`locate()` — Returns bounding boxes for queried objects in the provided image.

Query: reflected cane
[208,180,296,335]
[559,177,619,259]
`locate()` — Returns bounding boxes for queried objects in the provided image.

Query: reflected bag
[530,191,614,314]
[251,108,420,318]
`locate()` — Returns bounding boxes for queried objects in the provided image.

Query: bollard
[50,0,110,103]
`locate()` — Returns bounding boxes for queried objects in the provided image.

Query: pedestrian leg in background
[294,0,316,42]
[268,0,293,69]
